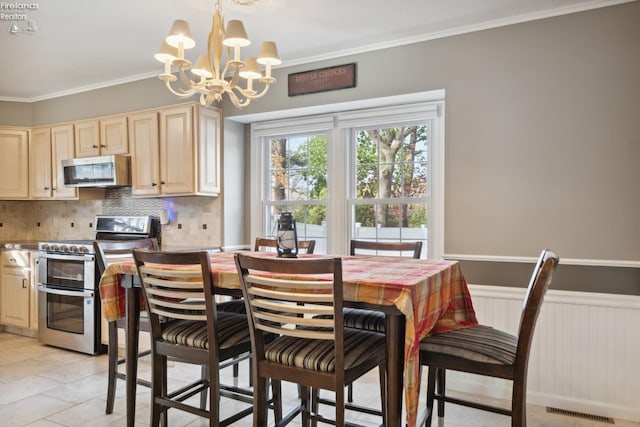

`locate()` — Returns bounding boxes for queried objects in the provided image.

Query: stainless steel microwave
[61,154,131,187]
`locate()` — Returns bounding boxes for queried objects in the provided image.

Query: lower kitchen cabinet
[0,250,34,330]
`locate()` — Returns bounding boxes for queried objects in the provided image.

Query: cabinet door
[30,127,53,199]
[0,267,30,329]
[0,129,29,199]
[197,107,221,195]
[159,105,194,195]
[74,119,100,157]
[51,124,78,199]
[130,112,161,196]
[100,116,129,155]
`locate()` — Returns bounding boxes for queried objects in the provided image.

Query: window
[350,124,430,256]
[250,100,444,258]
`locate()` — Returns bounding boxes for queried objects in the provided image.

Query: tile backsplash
[0,188,222,248]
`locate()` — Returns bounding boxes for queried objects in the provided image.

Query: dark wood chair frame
[254,237,316,254]
[419,249,559,427]
[133,249,282,426]
[350,239,423,258]
[94,238,159,415]
[235,253,386,427]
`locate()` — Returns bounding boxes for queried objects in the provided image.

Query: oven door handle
[39,252,95,262]
[37,284,95,298]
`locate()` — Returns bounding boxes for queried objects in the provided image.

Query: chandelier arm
[234,81,273,100]
[164,80,197,98]
[176,66,197,89]
[226,88,250,108]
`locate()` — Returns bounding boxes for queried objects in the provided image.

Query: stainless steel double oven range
[37,215,158,355]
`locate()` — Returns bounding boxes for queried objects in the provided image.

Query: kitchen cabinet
[0,128,29,199]
[75,116,128,158]
[130,104,220,197]
[0,250,32,330]
[30,125,78,199]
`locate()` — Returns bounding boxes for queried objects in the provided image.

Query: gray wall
[1,2,638,293]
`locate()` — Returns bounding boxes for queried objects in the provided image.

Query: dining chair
[344,239,423,403]
[254,237,317,254]
[94,238,159,415]
[133,249,281,426]
[419,249,559,427]
[235,253,387,426]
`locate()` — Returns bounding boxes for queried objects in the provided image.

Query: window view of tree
[354,125,429,231]
[267,134,328,242]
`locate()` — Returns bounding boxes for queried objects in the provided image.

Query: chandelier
[154,0,281,109]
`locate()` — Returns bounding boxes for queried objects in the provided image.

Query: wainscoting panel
[443,285,640,422]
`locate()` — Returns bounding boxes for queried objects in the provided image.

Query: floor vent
[546,407,615,424]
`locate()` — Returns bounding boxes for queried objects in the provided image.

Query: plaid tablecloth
[99,251,478,426]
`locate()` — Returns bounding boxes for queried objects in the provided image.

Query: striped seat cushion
[420,325,517,365]
[342,308,386,333]
[161,312,250,350]
[264,328,385,373]
[217,298,246,314]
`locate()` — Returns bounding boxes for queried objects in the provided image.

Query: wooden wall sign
[288,63,356,97]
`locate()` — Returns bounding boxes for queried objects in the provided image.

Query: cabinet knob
[100,144,106,148]
[92,144,99,148]
[160,181,166,185]
[152,182,157,187]
[22,278,27,288]
[44,186,49,190]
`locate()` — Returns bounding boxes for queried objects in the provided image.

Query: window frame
[249,100,445,258]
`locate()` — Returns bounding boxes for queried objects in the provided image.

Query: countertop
[0,241,40,250]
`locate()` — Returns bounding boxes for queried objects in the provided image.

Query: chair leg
[347,382,354,402]
[425,367,437,426]
[105,321,118,414]
[436,368,446,417]
[254,377,269,427]
[310,388,319,427]
[151,353,166,427]
[300,385,311,427]
[270,379,283,423]
[511,379,526,427]
[378,363,387,423]
[335,383,345,427]
[200,364,209,410]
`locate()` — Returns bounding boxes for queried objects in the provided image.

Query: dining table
[98,250,478,427]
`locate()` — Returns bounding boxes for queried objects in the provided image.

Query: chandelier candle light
[155,0,281,108]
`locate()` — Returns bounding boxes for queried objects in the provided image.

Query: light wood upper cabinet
[160,105,194,195]
[0,128,29,199]
[100,116,128,155]
[30,127,53,199]
[130,104,220,197]
[51,124,78,199]
[31,125,77,200]
[129,111,161,197]
[75,116,128,157]
[74,119,100,157]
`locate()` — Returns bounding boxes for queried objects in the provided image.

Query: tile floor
[0,332,637,427]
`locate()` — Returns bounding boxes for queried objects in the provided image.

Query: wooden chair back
[254,237,316,254]
[515,249,559,372]
[132,250,215,331]
[350,239,422,259]
[235,253,343,363]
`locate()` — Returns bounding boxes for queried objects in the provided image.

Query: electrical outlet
[178,223,182,230]
[202,224,207,230]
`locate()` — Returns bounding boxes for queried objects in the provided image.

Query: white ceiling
[0,0,631,102]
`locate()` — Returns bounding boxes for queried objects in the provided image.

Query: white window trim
[249,94,445,259]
